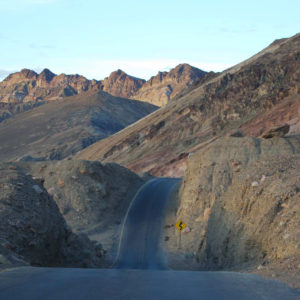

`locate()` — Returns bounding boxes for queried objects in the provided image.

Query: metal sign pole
[179,230,181,250]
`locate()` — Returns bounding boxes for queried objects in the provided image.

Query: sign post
[175,219,187,249]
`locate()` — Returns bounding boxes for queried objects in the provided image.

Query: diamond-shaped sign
[175,219,187,231]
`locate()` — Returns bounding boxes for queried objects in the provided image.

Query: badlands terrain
[0,32,299,290]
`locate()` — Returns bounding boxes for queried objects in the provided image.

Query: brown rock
[57,179,64,187]
[203,208,211,220]
[0,69,101,103]
[101,69,145,98]
[261,124,290,139]
[0,165,105,268]
[131,64,207,106]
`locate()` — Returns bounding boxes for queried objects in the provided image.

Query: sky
[0,0,299,80]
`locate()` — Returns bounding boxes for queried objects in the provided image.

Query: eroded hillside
[0,164,104,269]
[0,160,146,269]
[163,135,300,289]
[78,33,300,177]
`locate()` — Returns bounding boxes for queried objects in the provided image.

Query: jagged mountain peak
[106,69,145,82]
[0,68,100,103]
[130,63,208,106]
[20,68,38,79]
[3,68,38,82]
[38,68,56,82]
[101,70,146,98]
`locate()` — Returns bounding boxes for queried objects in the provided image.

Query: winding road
[0,178,299,300]
[114,177,180,269]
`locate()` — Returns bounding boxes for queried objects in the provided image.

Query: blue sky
[0,0,299,80]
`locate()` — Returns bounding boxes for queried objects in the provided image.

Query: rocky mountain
[0,91,157,162]
[101,64,209,106]
[77,33,300,177]
[131,64,208,106]
[0,64,208,107]
[101,69,146,98]
[0,68,101,103]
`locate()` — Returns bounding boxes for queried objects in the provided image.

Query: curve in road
[113,177,180,269]
[0,178,299,299]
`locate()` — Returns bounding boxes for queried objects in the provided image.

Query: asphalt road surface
[114,177,180,269]
[0,178,299,300]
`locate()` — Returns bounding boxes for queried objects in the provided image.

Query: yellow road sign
[175,219,186,231]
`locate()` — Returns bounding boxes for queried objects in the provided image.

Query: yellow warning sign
[175,219,187,231]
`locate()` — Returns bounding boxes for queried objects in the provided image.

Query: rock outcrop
[101,69,146,98]
[18,160,146,254]
[164,136,300,288]
[131,64,208,106]
[0,164,104,269]
[261,124,290,138]
[0,68,100,103]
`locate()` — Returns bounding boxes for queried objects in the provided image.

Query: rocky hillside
[101,69,146,98]
[0,91,157,162]
[0,164,104,269]
[13,160,147,263]
[0,101,45,123]
[77,33,300,177]
[0,159,146,270]
[163,135,300,289]
[131,64,208,106]
[101,64,209,106]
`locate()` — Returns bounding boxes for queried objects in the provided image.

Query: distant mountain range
[0,63,210,107]
[0,33,299,170]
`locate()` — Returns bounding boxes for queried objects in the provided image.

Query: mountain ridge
[0,64,208,107]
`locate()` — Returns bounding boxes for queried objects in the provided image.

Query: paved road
[114,177,180,269]
[0,266,299,300]
[0,178,299,300]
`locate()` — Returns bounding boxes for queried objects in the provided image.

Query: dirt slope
[0,91,157,162]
